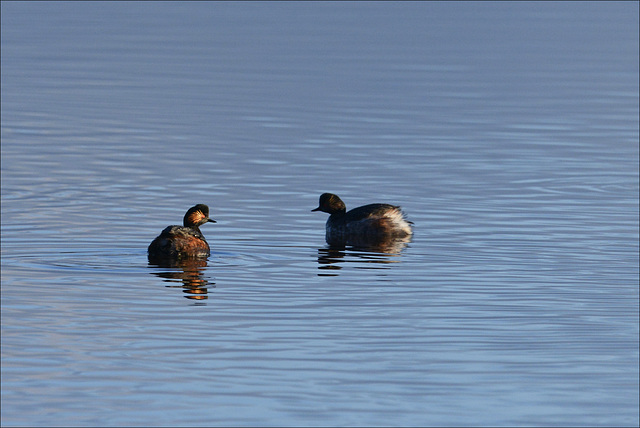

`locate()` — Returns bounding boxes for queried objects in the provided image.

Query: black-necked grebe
[312,193,413,245]
[148,204,216,260]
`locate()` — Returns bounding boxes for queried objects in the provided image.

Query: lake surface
[1,2,638,426]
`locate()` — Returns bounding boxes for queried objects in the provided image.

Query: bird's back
[327,203,412,243]
[148,225,210,259]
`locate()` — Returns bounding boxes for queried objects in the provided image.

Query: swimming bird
[312,193,412,246]
[148,204,215,260]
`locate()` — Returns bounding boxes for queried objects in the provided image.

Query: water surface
[2,2,638,426]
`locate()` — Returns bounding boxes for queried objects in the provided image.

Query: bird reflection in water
[317,234,412,276]
[148,256,214,301]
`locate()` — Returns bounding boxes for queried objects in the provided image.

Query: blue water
[2,2,638,426]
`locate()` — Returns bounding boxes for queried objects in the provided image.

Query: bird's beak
[207,218,217,223]
[311,207,321,212]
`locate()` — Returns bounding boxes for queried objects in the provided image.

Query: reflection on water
[331,233,412,254]
[148,258,214,301]
[317,234,411,276]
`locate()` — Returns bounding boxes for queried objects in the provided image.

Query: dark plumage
[148,204,215,260]
[312,193,413,246]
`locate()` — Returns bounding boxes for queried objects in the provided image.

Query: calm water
[1,2,638,426]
